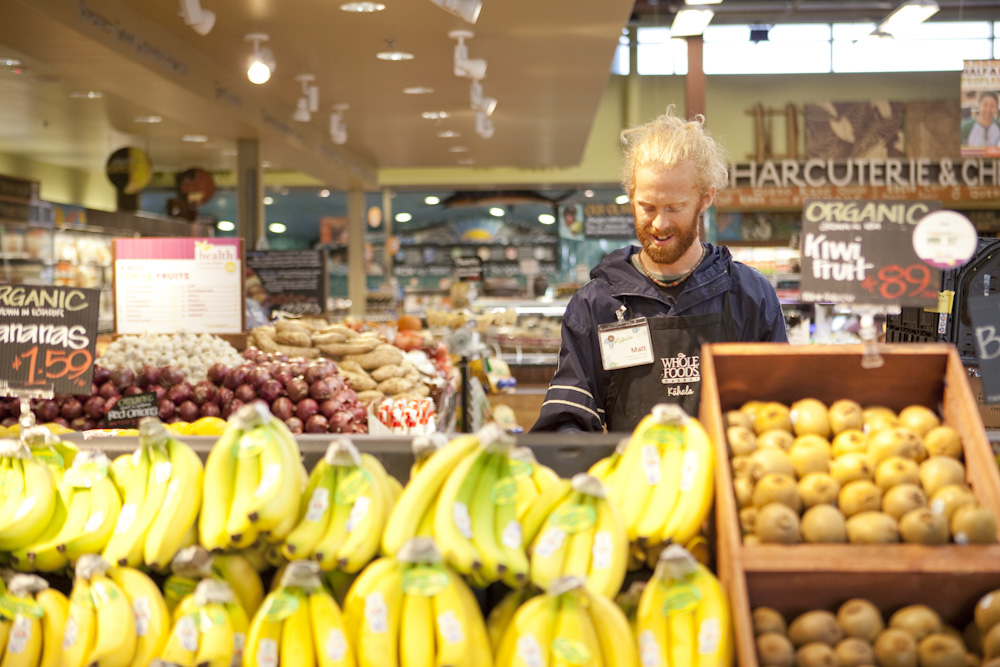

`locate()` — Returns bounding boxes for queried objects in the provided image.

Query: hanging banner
[960,60,1000,158]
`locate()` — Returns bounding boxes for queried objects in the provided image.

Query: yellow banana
[244,602,283,667]
[107,565,171,667]
[468,452,506,584]
[63,475,123,561]
[582,588,639,667]
[61,580,97,667]
[559,496,598,583]
[160,611,200,667]
[430,572,471,667]
[225,599,250,667]
[341,557,397,646]
[194,602,235,667]
[0,617,9,660]
[532,462,561,493]
[494,456,529,589]
[656,418,716,547]
[278,593,314,667]
[355,559,403,667]
[212,554,266,618]
[312,474,353,571]
[529,512,572,593]
[101,444,154,567]
[308,590,354,667]
[246,424,301,539]
[36,587,69,667]
[88,572,137,667]
[225,448,261,548]
[282,461,339,560]
[336,456,391,573]
[519,479,573,547]
[143,438,205,571]
[432,448,490,576]
[452,569,494,667]
[399,590,435,667]
[586,495,629,599]
[494,593,557,667]
[12,481,69,573]
[690,563,732,667]
[632,434,684,546]
[550,587,601,667]
[0,614,42,667]
[0,456,57,552]
[199,426,241,552]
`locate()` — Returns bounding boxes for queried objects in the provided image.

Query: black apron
[605,291,736,432]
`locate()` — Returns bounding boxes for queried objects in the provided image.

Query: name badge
[598,318,654,371]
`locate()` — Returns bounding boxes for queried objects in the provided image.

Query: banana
[244,602,283,667]
[355,560,403,667]
[432,447,489,576]
[312,473,353,571]
[430,571,471,667]
[101,444,154,567]
[88,572,137,667]
[532,462,561,493]
[528,506,573,593]
[225,599,249,667]
[494,456,530,589]
[160,611,200,667]
[656,418,715,548]
[559,496,598,583]
[283,461,339,560]
[452,570,494,667]
[399,589,435,667]
[689,563,732,667]
[277,592,313,667]
[61,579,97,667]
[194,602,235,667]
[382,434,481,556]
[494,593,557,667]
[36,587,68,667]
[12,480,69,573]
[308,590,354,667]
[0,455,57,552]
[144,438,205,571]
[519,479,573,547]
[66,474,123,561]
[385,475,403,509]
[246,424,301,539]
[225,449,262,548]
[199,426,241,552]
[0,618,9,659]
[582,588,639,667]
[212,554,265,619]
[550,588,601,667]
[336,456,391,573]
[341,557,397,646]
[632,431,685,546]
[107,565,171,667]
[468,452,506,583]
[0,614,42,667]
[486,587,533,653]
[586,495,629,599]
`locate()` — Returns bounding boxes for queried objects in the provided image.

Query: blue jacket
[531,243,788,432]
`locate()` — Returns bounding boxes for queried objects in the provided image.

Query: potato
[372,364,407,381]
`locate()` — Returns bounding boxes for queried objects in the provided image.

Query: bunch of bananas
[245,560,354,667]
[63,554,171,667]
[0,441,59,562]
[342,537,491,667]
[509,447,561,520]
[591,404,715,550]
[163,546,265,620]
[19,422,78,476]
[522,473,629,598]
[159,578,249,667]
[494,575,639,667]
[636,544,732,667]
[281,439,397,573]
[16,451,122,572]
[383,425,530,588]
[199,403,306,552]
[103,417,205,571]
[0,573,69,667]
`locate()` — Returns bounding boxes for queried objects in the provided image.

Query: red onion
[83,396,106,420]
[207,363,228,386]
[349,403,367,422]
[199,402,221,418]
[329,410,354,433]
[123,385,145,396]
[177,400,200,423]
[51,416,69,428]
[284,416,304,434]
[92,365,111,386]
[221,399,244,420]
[295,398,319,422]
[167,382,192,405]
[319,399,342,419]
[136,364,160,389]
[309,379,333,401]
[152,385,168,401]
[249,367,272,389]
[35,400,60,422]
[110,366,136,388]
[159,366,185,387]
[234,384,257,404]
[215,386,234,406]
[304,414,329,433]
[286,378,309,403]
[192,381,217,405]
[327,375,347,393]
[99,381,120,400]
[223,367,248,390]
[303,365,326,385]
[258,380,283,404]
[70,416,92,431]
[60,398,83,420]
[242,347,261,362]
[271,397,294,421]
[289,358,309,377]
[157,399,175,420]
[274,369,294,387]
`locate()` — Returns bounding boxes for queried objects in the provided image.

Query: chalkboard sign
[0,284,101,397]
[246,249,327,316]
[105,392,159,427]
[968,293,1000,405]
[799,199,942,307]
[581,201,636,239]
[453,256,483,282]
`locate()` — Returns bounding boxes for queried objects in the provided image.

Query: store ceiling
[0,0,996,195]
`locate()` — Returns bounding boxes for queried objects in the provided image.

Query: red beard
[635,209,700,266]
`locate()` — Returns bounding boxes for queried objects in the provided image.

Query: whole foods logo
[194,241,237,263]
[660,352,700,386]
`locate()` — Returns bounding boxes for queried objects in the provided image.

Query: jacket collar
[594,243,733,309]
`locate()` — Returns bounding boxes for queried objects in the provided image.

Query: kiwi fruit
[846,511,900,544]
[918,633,967,667]
[882,483,928,521]
[838,598,886,643]
[755,401,794,435]
[740,506,758,535]
[800,504,848,543]
[798,473,842,508]
[788,610,843,647]
[876,456,921,491]
[835,637,876,667]
[898,404,942,438]
[753,473,803,512]
[754,606,788,635]
[795,642,838,667]
[898,507,950,545]
[874,628,919,667]
[758,632,795,667]
[758,428,796,452]
[789,435,833,477]
[839,480,884,517]
[830,453,875,487]
[751,448,797,479]
[728,425,758,456]
[966,620,984,653]
[975,590,1000,634]
[832,429,869,457]
[919,457,968,497]
[732,455,760,479]
[868,427,927,465]
[741,399,768,420]
[726,409,754,431]
[925,426,964,459]
[983,623,1000,660]
[791,398,832,438]
[864,405,900,431]
[951,503,999,545]
[755,502,802,544]
[828,398,865,434]
[890,605,943,642]
[734,474,755,508]
[929,485,977,521]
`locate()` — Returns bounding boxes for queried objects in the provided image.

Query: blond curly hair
[620,106,729,198]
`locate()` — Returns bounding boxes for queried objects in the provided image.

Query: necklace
[637,245,706,289]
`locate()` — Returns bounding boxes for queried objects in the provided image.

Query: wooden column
[685,35,706,120]
[237,138,264,249]
[347,188,366,317]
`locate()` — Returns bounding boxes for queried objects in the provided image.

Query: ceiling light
[437,130,460,138]
[217,220,235,231]
[293,74,319,122]
[245,33,275,84]
[268,222,286,234]
[450,30,487,79]
[377,51,414,61]
[70,91,102,99]
[424,196,440,205]
[262,161,273,168]
[319,189,331,198]
[395,212,412,223]
[457,158,475,165]
[538,214,556,225]
[475,110,494,139]
[684,0,722,4]
[330,104,349,145]
[134,115,162,123]
[584,189,595,198]
[2,58,21,67]
[489,207,504,217]
[671,9,714,36]
[879,0,939,34]
[221,148,239,156]
[448,146,468,153]
[422,111,450,120]
[469,77,497,116]
[428,0,482,24]
[403,87,434,95]
[263,196,274,205]
[340,1,385,11]
[182,134,208,142]
[178,0,215,35]
[615,194,630,205]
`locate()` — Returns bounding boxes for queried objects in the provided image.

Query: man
[962,92,1000,147]
[532,108,787,433]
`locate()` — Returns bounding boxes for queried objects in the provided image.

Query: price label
[0,284,101,396]
[799,199,941,307]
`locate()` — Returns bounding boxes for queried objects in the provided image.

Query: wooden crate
[698,343,1000,667]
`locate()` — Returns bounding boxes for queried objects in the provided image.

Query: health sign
[799,199,942,307]
[0,284,101,396]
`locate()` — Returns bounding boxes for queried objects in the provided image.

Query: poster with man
[961,59,1000,158]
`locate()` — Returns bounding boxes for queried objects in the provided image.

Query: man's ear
[700,187,717,212]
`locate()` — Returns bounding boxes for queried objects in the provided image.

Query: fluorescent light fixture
[245,34,274,84]
[2,58,21,67]
[615,194,630,205]
[182,134,208,142]
[268,222,286,234]
[395,212,412,222]
[671,9,714,36]
[437,131,460,138]
[879,0,940,33]
[422,111,450,120]
[178,0,215,35]
[424,196,441,205]
[489,207,505,217]
[538,214,556,225]
[428,0,482,24]
[134,115,162,123]
[263,196,274,205]
[319,189,331,198]
[448,146,468,153]
[377,51,414,61]
[70,91,102,99]
[340,2,385,11]
[403,87,434,95]
[216,220,235,231]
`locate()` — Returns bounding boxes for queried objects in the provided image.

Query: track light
[293,74,319,122]
[179,0,215,35]
[475,110,494,139]
[428,0,482,24]
[330,104,349,145]
[449,30,487,79]
[469,77,497,116]
[879,0,939,34]
[245,33,275,84]
[671,8,714,36]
